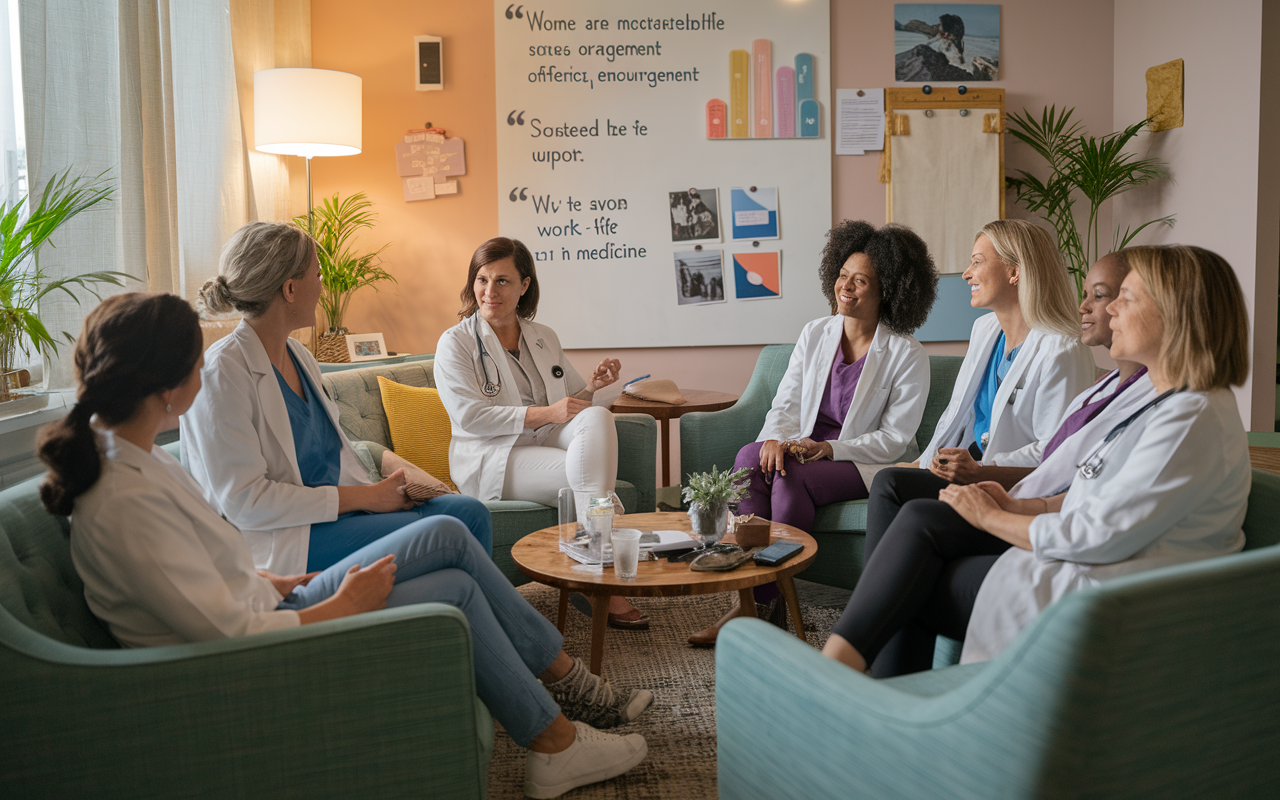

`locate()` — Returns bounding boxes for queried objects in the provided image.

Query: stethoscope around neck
[473,317,564,398]
[1076,386,1181,480]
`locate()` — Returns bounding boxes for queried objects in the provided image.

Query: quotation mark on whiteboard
[507,111,526,126]
[509,188,529,202]
[505,4,524,19]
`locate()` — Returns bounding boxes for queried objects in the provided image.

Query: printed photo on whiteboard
[346,332,387,362]
[668,188,722,244]
[729,187,780,240]
[673,250,726,306]
[894,4,999,82]
[732,251,782,300]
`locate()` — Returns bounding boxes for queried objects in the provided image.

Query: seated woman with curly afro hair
[689,220,939,646]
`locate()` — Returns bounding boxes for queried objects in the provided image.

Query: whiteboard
[495,0,832,348]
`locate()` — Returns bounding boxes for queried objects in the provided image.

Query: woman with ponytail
[42,292,654,797]
[181,221,491,581]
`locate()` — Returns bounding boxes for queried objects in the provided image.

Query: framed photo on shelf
[346,332,388,362]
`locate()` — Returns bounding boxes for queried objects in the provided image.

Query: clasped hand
[930,447,981,484]
[758,438,831,476]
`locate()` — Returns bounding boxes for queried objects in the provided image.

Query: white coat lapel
[933,316,1001,451]
[236,323,303,484]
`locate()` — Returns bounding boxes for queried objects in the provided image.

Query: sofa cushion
[811,498,869,533]
[322,361,436,449]
[378,377,456,491]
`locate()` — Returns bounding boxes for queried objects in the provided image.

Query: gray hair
[198,221,315,318]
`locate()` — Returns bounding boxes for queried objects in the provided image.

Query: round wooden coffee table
[512,512,818,673]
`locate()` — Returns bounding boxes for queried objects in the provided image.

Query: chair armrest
[679,395,771,481]
[1,604,490,799]
[350,438,390,481]
[615,413,657,512]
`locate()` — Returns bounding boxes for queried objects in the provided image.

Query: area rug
[485,581,850,799]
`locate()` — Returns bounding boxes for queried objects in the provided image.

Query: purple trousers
[733,441,868,604]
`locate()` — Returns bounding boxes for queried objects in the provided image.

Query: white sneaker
[524,721,647,798]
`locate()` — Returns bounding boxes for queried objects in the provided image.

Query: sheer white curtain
[18,0,307,388]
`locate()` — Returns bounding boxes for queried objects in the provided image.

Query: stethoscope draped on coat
[473,317,564,398]
[1076,387,1180,480]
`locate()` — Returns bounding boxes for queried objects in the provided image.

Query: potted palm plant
[293,192,395,362]
[0,168,130,401]
[1006,106,1174,298]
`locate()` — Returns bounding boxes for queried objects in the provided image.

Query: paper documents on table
[559,529,695,565]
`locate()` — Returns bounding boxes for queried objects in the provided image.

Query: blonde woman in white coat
[434,237,645,628]
[181,222,492,580]
[688,222,940,645]
[863,219,1096,567]
[43,293,653,798]
[824,245,1249,677]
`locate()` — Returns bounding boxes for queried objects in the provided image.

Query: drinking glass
[611,529,642,580]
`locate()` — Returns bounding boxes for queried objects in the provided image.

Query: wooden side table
[512,512,817,673]
[610,389,738,487]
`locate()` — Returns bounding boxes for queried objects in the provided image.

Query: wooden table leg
[589,594,610,674]
[776,573,806,641]
[660,418,671,488]
[737,588,758,618]
[556,589,569,633]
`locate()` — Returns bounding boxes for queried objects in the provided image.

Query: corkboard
[1146,58,1184,132]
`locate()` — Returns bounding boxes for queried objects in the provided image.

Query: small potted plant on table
[682,465,750,548]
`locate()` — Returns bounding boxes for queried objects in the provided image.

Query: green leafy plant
[0,168,131,376]
[293,192,394,333]
[1006,106,1175,298]
[682,466,751,509]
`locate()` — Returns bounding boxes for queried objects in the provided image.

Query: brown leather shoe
[688,598,743,646]
[607,608,651,630]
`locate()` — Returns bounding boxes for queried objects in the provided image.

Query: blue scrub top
[274,349,342,488]
[971,332,1021,453]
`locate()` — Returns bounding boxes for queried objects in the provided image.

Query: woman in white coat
[688,221,939,646]
[822,244,1250,676]
[41,292,653,798]
[862,219,1096,568]
[181,222,492,580]
[434,237,644,627]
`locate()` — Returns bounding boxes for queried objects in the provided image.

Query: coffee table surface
[512,512,817,597]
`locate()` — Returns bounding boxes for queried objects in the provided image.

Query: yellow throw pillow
[377,376,456,492]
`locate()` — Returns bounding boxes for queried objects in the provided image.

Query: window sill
[0,391,73,436]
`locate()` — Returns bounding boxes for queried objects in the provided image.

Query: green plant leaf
[293,192,395,331]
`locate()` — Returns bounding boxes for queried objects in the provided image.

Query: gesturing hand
[588,358,621,391]
[938,483,1000,530]
[930,447,981,484]
[334,554,397,614]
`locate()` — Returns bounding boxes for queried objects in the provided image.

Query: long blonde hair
[1126,245,1249,391]
[979,220,1080,338]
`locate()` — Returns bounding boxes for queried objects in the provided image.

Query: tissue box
[735,519,772,549]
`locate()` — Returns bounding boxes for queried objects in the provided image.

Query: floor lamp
[253,67,363,229]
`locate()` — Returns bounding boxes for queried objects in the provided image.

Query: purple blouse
[809,349,867,442]
[1041,367,1149,460]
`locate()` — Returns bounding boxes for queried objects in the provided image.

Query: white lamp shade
[254,68,362,158]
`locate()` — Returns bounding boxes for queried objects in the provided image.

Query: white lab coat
[919,314,1096,468]
[961,388,1249,663]
[434,315,587,501]
[1009,370,1158,500]
[180,321,373,575]
[758,316,930,487]
[70,431,299,648]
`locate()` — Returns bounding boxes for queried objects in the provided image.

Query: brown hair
[37,293,203,516]
[457,237,539,320]
[199,221,315,318]
[979,219,1080,339]
[1125,245,1249,391]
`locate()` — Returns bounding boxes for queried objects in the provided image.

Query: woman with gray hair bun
[180,220,493,581]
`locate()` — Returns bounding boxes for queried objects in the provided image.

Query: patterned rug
[485,581,850,799]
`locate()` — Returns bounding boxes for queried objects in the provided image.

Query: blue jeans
[281,515,563,746]
[305,493,493,572]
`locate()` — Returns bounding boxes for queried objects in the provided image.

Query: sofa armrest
[1,604,491,799]
[679,393,772,482]
[614,413,656,513]
[349,438,389,481]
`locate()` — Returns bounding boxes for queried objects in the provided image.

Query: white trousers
[501,406,618,509]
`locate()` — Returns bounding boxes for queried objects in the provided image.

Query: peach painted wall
[1112,0,1280,430]
[309,0,1126,483]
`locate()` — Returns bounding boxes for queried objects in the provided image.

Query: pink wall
[1112,0,1279,429]
[310,0,1127,484]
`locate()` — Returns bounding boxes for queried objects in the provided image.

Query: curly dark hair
[818,220,939,335]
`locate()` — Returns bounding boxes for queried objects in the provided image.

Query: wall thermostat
[415,35,443,91]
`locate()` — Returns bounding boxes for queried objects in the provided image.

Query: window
[0,0,30,377]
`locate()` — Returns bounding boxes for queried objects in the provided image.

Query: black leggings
[835,468,1010,677]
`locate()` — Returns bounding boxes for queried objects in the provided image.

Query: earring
[165,403,172,413]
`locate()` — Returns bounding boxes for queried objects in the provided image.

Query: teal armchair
[716,468,1280,799]
[0,471,494,798]
[680,345,963,590]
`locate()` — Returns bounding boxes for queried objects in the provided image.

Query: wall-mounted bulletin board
[495,0,832,348]
[881,86,1005,340]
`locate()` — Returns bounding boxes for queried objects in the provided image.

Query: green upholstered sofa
[716,467,1280,799]
[0,451,494,798]
[679,345,964,590]
[320,360,657,586]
